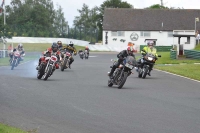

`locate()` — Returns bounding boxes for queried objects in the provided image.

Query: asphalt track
[0,52,200,133]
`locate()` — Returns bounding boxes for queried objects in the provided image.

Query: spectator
[7,44,13,56]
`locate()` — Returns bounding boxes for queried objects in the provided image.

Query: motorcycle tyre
[108,79,113,87]
[37,65,44,79]
[11,60,16,70]
[117,72,128,89]
[43,65,53,81]
[142,67,148,79]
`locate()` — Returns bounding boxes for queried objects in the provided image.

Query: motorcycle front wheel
[117,72,128,89]
[43,65,53,80]
[142,67,148,79]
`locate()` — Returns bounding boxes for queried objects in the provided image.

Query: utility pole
[161,0,163,6]
[3,0,6,58]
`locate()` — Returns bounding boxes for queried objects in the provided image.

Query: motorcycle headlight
[148,57,153,61]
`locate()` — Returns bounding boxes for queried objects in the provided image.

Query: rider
[59,41,77,68]
[136,41,158,76]
[84,46,90,56]
[108,47,135,78]
[36,42,62,74]
[57,40,63,49]
[9,43,25,62]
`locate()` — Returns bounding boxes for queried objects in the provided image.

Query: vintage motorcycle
[108,56,136,89]
[84,50,89,59]
[37,54,58,80]
[10,50,25,70]
[60,51,71,71]
[137,52,161,79]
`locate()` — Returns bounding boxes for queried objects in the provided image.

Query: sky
[3,0,200,26]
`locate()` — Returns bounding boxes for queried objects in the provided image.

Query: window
[111,31,125,36]
[111,31,117,36]
[117,31,125,36]
[168,32,173,37]
[140,31,151,37]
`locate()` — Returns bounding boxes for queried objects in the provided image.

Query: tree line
[0,0,180,42]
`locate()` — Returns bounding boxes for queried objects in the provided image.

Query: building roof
[103,8,200,31]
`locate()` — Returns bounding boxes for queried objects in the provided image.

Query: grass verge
[154,64,200,81]
[0,123,28,133]
[0,56,38,66]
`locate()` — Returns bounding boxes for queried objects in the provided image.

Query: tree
[54,4,68,37]
[145,4,168,9]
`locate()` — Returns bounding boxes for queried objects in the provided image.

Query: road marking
[89,56,97,57]
[155,69,200,83]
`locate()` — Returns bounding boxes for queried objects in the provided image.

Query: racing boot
[108,65,116,79]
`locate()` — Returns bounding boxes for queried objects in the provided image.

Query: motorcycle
[137,52,161,79]
[79,52,84,59]
[84,50,89,59]
[108,56,136,89]
[10,50,25,70]
[60,51,71,71]
[37,54,58,80]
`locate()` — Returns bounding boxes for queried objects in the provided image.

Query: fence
[184,50,200,59]
[170,50,177,59]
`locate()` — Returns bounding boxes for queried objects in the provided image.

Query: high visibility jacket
[141,46,158,57]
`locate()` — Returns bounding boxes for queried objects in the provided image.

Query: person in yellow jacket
[136,41,158,76]
[141,41,158,57]
[59,41,77,69]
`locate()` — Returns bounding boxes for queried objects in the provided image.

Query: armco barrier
[184,50,200,59]
[170,50,177,59]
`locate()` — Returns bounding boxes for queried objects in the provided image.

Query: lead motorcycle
[108,56,136,89]
[37,54,58,80]
[60,51,71,71]
[137,51,161,79]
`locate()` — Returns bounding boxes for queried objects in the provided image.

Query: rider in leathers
[59,41,77,68]
[36,42,62,75]
[108,47,135,78]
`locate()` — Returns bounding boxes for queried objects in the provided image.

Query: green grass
[154,64,200,81]
[0,56,38,66]
[0,123,28,133]
[194,44,200,51]
[155,52,200,64]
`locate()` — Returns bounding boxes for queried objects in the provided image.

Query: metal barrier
[184,50,200,59]
[0,50,8,58]
[170,49,177,59]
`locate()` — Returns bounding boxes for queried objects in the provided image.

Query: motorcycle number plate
[125,63,133,69]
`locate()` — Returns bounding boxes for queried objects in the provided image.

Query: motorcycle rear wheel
[37,65,44,79]
[108,79,113,87]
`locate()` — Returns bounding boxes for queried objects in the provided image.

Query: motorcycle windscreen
[125,56,137,66]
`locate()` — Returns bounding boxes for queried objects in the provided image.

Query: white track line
[155,69,200,83]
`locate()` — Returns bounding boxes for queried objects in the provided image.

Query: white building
[102,8,200,51]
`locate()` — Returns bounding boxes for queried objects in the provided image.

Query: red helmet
[127,47,133,55]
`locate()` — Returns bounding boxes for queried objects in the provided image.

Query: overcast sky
[4,0,200,26]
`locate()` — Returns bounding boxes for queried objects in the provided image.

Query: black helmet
[52,42,58,52]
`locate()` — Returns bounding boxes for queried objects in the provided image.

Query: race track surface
[0,52,200,133]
